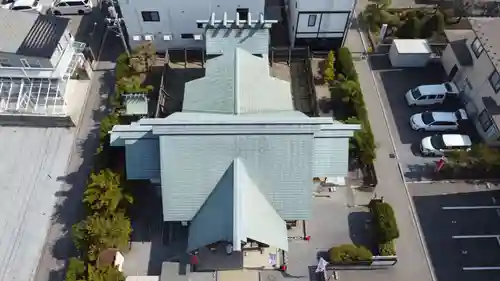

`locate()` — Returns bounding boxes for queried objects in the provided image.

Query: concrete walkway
[344,16,435,281]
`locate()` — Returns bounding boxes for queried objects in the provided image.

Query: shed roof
[0,9,70,58]
[183,48,292,114]
[393,39,431,54]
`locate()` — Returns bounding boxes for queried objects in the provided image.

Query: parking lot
[410,182,500,281]
[369,54,476,182]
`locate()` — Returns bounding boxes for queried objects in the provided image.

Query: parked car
[410,109,468,132]
[420,134,472,156]
[51,0,92,15]
[405,82,459,106]
[1,0,43,13]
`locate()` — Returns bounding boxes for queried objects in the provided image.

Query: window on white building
[478,109,494,132]
[237,8,249,21]
[308,15,317,27]
[471,37,484,58]
[0,58,12,67]
[141,11,160,22]
[489,71,500,93]
[181,33,194,39]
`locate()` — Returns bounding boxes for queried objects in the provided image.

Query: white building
[0,9,85,120]
[286,0,355,50]
[118,0,265,51]
[441,18,500,145]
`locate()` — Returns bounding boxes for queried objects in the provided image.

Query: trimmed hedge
[369,199,400,243]
[333,48,376,166]
[378,240,396,256]
[329,244,373,263]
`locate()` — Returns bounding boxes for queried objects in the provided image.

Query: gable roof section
[0,9,70,58]
[183,48,293,114]
[187,158,288,252]
[205,28,270,56]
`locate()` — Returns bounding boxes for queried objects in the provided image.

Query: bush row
[65,44,156,281]
[369,199,399,256]
[327,47,376,166]
[329,244,373,263]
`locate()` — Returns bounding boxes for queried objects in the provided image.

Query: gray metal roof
[183,48,293,114]
[0,9,70,58]
[110,112,359,221]
[187,158,288,252]
[0,126,74,281]
[205,29,270,56]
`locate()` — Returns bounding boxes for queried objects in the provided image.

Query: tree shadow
[42,70,117,281]
[318,97,332,114]
[347,211,376,253]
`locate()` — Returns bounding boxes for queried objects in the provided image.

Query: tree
[130,42,157,73]
[369,200,400,243]
[396,11,421,39]
[420,11,445,38]
[72,212,132,261]
[64,258,86,281]
[323,50,336,85]
[87,264,126,281]
[336,48,358,81]
[84,169,133,215]
[115,75,154,95]
[470,143,500,171]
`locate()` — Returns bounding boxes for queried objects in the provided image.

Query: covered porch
[187,158,288,271]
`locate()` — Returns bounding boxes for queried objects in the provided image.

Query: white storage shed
[389,39,432,68]
[286,0,355,50]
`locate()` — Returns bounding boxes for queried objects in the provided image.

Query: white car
[51,0,92,15]
[410,109,468,132]
[405,82,460,107]
[420,134,472,156]
[1,0,43,12]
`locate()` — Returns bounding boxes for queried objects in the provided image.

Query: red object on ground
[191,255,199,265]
[280,265,287,271]
[435,157,445,172]
[304,235,311,241]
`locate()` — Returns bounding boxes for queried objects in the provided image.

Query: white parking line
[463,267,500,271]
[452,235,500,239]
[493,197,497,204]
[442,206,500,210]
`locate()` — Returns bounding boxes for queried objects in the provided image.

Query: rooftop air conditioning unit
[193,34,203,40]
[132,35,142,41]
[144,34,154,41]
[163,34,172,41]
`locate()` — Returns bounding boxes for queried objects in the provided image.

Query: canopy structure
[0,42,85,116]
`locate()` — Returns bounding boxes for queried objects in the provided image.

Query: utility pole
[105,1,130,57]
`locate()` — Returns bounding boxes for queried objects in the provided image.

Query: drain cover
[389,153,396,158]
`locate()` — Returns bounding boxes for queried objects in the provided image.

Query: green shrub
[115,52,131,80]
[329,244,373,263]
[336,47,358,81]
[323,50,336,85]
[420,11,445,38]
[369,200,400,243]
[396,11,421,38]
[64,258,85,281]
[378,240,396,256]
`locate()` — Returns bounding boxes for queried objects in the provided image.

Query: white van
[405,82,459,107]
[51,0,92,15]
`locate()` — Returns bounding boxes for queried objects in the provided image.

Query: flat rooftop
[0,126,75,281]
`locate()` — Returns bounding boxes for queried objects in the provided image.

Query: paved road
[344,13,435,281]
[32,32,123,281]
